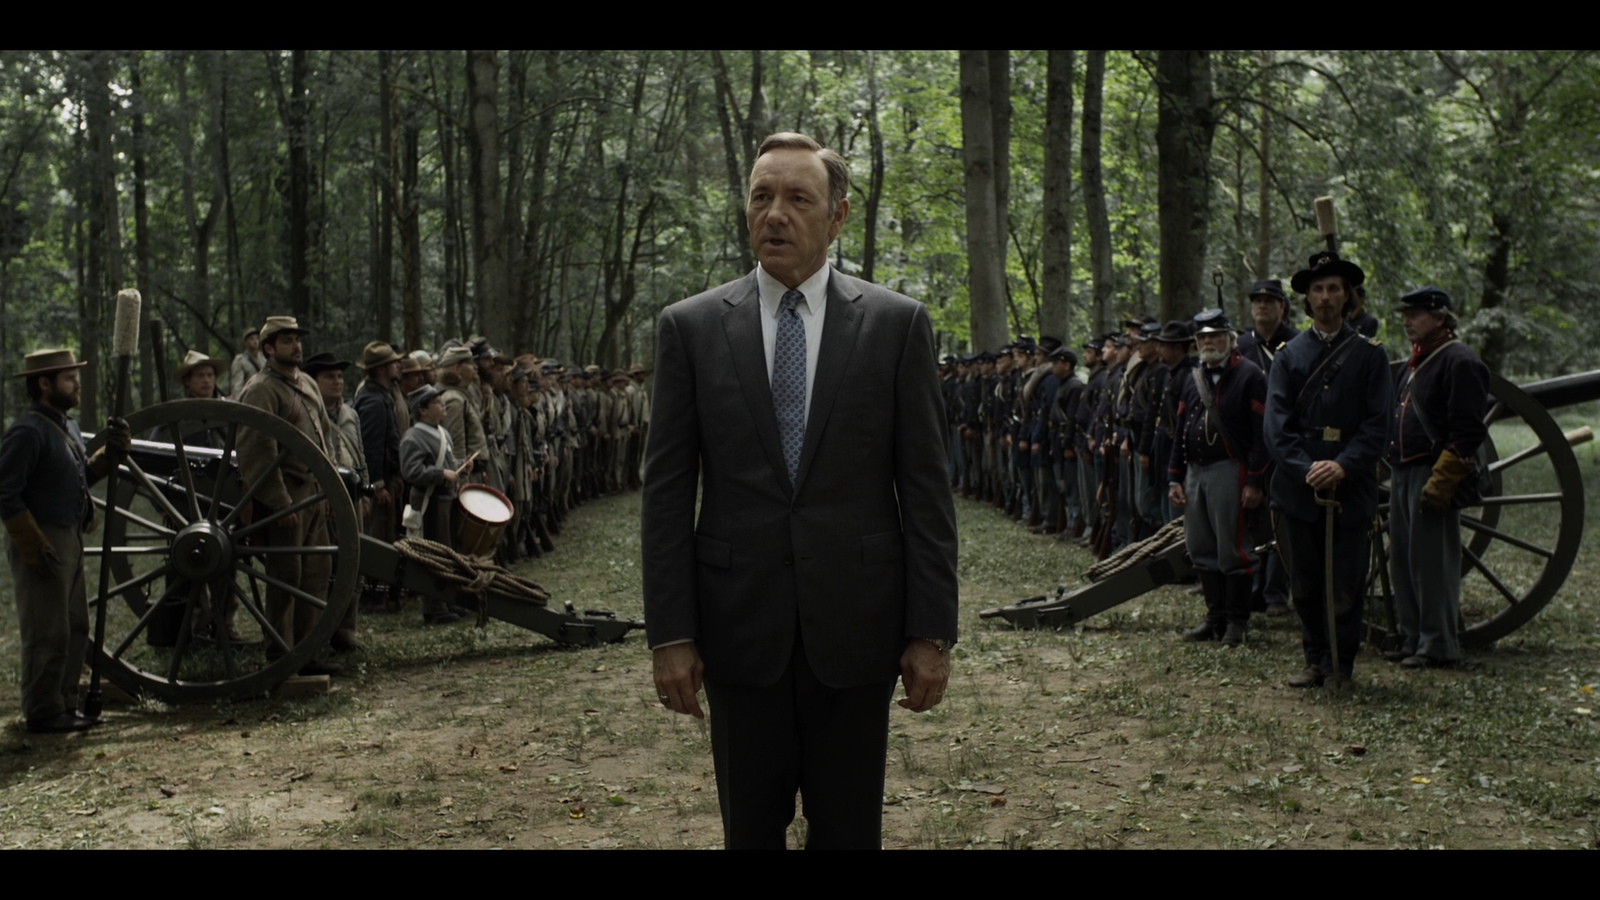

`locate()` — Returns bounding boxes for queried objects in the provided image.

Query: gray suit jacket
[641,268,958,688]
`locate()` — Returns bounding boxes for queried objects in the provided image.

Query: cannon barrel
[1516,370,1600,413]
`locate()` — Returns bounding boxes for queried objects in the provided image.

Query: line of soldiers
[943,250,1489,689]
[214,319,653,670]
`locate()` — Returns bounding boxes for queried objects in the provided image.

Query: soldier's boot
[1221,572,1254,647]
[421,594,460,625]
[537,519,556,554]
[1182,570,1227,642]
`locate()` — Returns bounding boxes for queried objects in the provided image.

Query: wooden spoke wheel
[86,399,360,702]
[1371,372,1586,648]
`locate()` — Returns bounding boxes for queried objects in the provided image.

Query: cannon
[980,368,1595,647]
[83,398,642,704]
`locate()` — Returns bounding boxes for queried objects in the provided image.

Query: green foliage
[2,49,1598,424]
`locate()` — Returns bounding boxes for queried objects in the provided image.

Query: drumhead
[458,484,513,524]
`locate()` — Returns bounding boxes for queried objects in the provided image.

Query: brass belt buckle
[1322,426,1342,442]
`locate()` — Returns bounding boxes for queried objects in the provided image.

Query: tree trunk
[287,50,312,320]
[83,50,122,426]
[210,51,242,337]
[860,50,886,283]
[466,50,510,341]
[518,51,558,350]
[1040,49,1075,342]
[988,49,1011,270]
[1256,51,1272,285]
[1082,51,1114,338]
[376,50,395,343]
[400,58,423,352]
[131,53,155,407]
[1154,50,1216,322]
[960,50,1009,353]
[710,50,755,272]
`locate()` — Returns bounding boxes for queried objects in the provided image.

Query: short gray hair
[755,132,850,216]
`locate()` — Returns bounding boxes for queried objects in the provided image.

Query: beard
[1197,345,1228,366]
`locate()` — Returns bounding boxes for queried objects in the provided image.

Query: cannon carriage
[981,369,1596,646]
[84,398,642,704]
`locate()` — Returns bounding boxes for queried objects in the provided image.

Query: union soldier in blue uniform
[1237,278,1299,617]
[1168,310,1269,646]
[1072,337,1106,545]
[1264,252,1393,687]
[1145,321,1194,526]
[1386,286,1487,669]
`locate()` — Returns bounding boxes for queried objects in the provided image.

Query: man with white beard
[1167,309,1269,647]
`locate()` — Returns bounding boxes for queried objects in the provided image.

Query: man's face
[380,360,401,383]
[996,355,1013,375]
[1251,296,1285,334]
[1196,332,1233,366]
[246,334,259,353]
[457,361,478,385]
[1402,308,1446,344]
[747,148,848,289]
[1307,276,1348,327]
[315,369,345,404]
[265,333,304,368]
[419,397,446,426]
[1051,359,1073,379]
[400,370,425,393]
[1083,348,1101,368]
[510,378,529,406]
[980,360,995,377]
[184,365,218,399]
[41,370,82,411]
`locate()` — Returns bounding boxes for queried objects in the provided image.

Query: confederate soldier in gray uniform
[230,326,264,399]
[1,348,130,732]
[1387,286,1487,669]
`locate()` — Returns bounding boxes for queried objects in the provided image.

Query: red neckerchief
[1410,328,1453,369]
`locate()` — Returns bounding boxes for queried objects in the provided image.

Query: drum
[455,483,514,558]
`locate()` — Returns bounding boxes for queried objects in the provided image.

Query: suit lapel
[721,274,792,493]
[794,271,862,490]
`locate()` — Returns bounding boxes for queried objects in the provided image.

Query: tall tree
[1154,50,1216,322]
[466,50,510,341]
[1040,50,1074,341]
[1081,50,1114,337]
[960,50,1009,351]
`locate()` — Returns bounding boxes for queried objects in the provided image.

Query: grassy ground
[0,409,1596,849]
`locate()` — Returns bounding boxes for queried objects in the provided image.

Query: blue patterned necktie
[772,289,807,485]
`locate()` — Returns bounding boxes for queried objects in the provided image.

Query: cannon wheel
[1371,372,1585,647]
[86,399,360,702]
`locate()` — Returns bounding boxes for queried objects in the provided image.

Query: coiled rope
[394,537,550,626]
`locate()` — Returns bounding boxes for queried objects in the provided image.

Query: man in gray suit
[643,133,959,849]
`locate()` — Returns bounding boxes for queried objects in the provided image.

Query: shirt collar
[757,263,830,318]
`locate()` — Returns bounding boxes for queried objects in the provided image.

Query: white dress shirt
[756,263,829,429]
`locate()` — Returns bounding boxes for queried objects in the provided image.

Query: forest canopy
[2,50,1596,425]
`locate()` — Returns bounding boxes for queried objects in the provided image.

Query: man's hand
[103,416,132,464]
[1063,448,1076,461]
[1241,484,1263,510]
[3,511,59,575]
[1169,482,1187,508]
[374,486,391,509]
[653,642,705,718]
[1140,453,1151,470]
[1306,460,1346,491]
[898,639,951,713]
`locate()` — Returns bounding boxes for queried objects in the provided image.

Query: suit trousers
[7,522,88,721]
[704,632,896,850]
